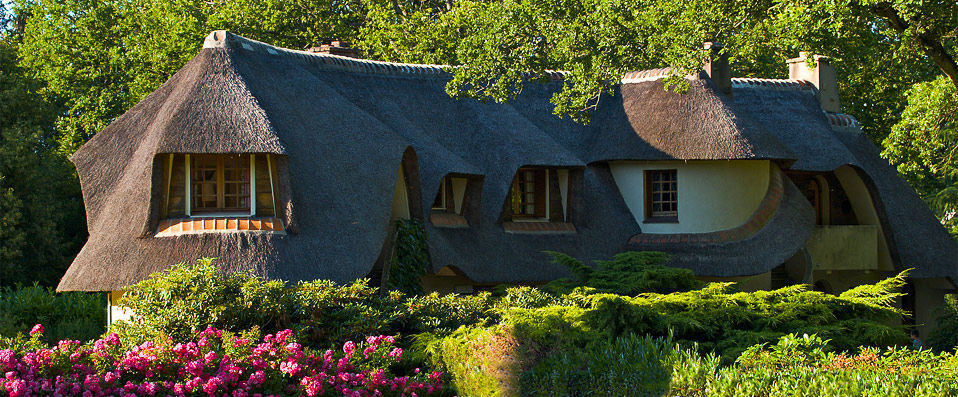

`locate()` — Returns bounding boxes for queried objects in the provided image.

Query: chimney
[308,40,362,58]
[704,42,732,96]
[787,52,842,113]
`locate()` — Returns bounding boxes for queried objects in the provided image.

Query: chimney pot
[787,53,842,113]
[704,42,732,96]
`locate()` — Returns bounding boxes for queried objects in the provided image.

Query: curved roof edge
[627,169,816,277]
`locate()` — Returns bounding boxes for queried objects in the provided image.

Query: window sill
[156,217,285,237]
[643,216,678,224]
[503,221,576,235]
[430,212,468,228]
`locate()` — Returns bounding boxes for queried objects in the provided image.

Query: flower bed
[1,325,441,396]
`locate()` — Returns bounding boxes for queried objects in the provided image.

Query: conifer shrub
[669,333,958,397]
[541,251,700,296]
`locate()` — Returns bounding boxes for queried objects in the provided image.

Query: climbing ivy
[388,219,431,295]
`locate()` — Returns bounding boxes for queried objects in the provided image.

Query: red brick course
[503,221,576,234]
[156,217,286,236]
[429,212,469,228]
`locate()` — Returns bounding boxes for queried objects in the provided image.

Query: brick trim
[504,221,576,234]
[628,167,784,245]
[156,217,286,237]
[430,212,468,228]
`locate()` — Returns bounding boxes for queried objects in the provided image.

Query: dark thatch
[58,31,956,290]
[589,77,796,162]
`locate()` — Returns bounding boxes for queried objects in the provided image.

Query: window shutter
[444,177,455,213]
[255,155,275,216]
[534,169,547,218]
[548,170,564,221]
[167,154,186,217]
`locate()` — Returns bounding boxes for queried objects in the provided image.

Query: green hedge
[0,284,105,343]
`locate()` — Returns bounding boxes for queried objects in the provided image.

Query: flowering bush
[0,325,442,396]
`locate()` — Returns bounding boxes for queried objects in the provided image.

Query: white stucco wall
[609,160,771,234]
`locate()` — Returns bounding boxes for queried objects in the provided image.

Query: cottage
[57,31,957,333]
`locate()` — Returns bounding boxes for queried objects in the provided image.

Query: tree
[0,3,85,286]
[16,0,372,155]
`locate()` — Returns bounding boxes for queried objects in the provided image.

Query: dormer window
[511,169,545,218]
[156,153,283,236]
[503,167,578,234]
[429,175,477,228]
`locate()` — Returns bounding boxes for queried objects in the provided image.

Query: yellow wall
[108,290,132,324]
[391,166,410,220]
[832,166,894,271]
[609,160,770,234]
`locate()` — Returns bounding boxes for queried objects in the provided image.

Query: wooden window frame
[510,168,549,220]
[644,169,678,223]
[431,177,448,211]
[163,154,278,218]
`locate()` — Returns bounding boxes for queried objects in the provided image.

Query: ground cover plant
[0,325,442,396]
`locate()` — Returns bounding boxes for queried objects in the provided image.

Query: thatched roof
[58,31,956,290]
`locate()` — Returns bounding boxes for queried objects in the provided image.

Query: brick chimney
[787,52,842,113]
[308,40,362,58]
[704,42,732,96]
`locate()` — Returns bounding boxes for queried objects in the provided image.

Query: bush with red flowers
[0,325,441,396]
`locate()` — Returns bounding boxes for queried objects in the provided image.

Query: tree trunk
[875,5,958,89]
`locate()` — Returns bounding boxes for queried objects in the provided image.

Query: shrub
[0,284,105,343]
[669,333,958,397]
[113,259,294,343]
[0,325,442,396]
[115,259,496,349]
[542,251,700,296]
[929,294,958,351]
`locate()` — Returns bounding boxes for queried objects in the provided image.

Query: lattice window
[646,170,677,218]
[191,155,250,213]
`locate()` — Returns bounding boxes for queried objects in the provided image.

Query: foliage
[928,294,958,352]
[113,258,294,343]
[542,251,699,296]
[0,326,443,396]
[669,333,958,397]
[882,76,958,237]
[387,219,431,295]
[0,284,105,343]
[0,18,85,286]
[114,259,496,349]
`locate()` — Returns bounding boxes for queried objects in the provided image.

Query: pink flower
[29,324,44,336]
[342,341,356,355]
[388,348,403,361]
